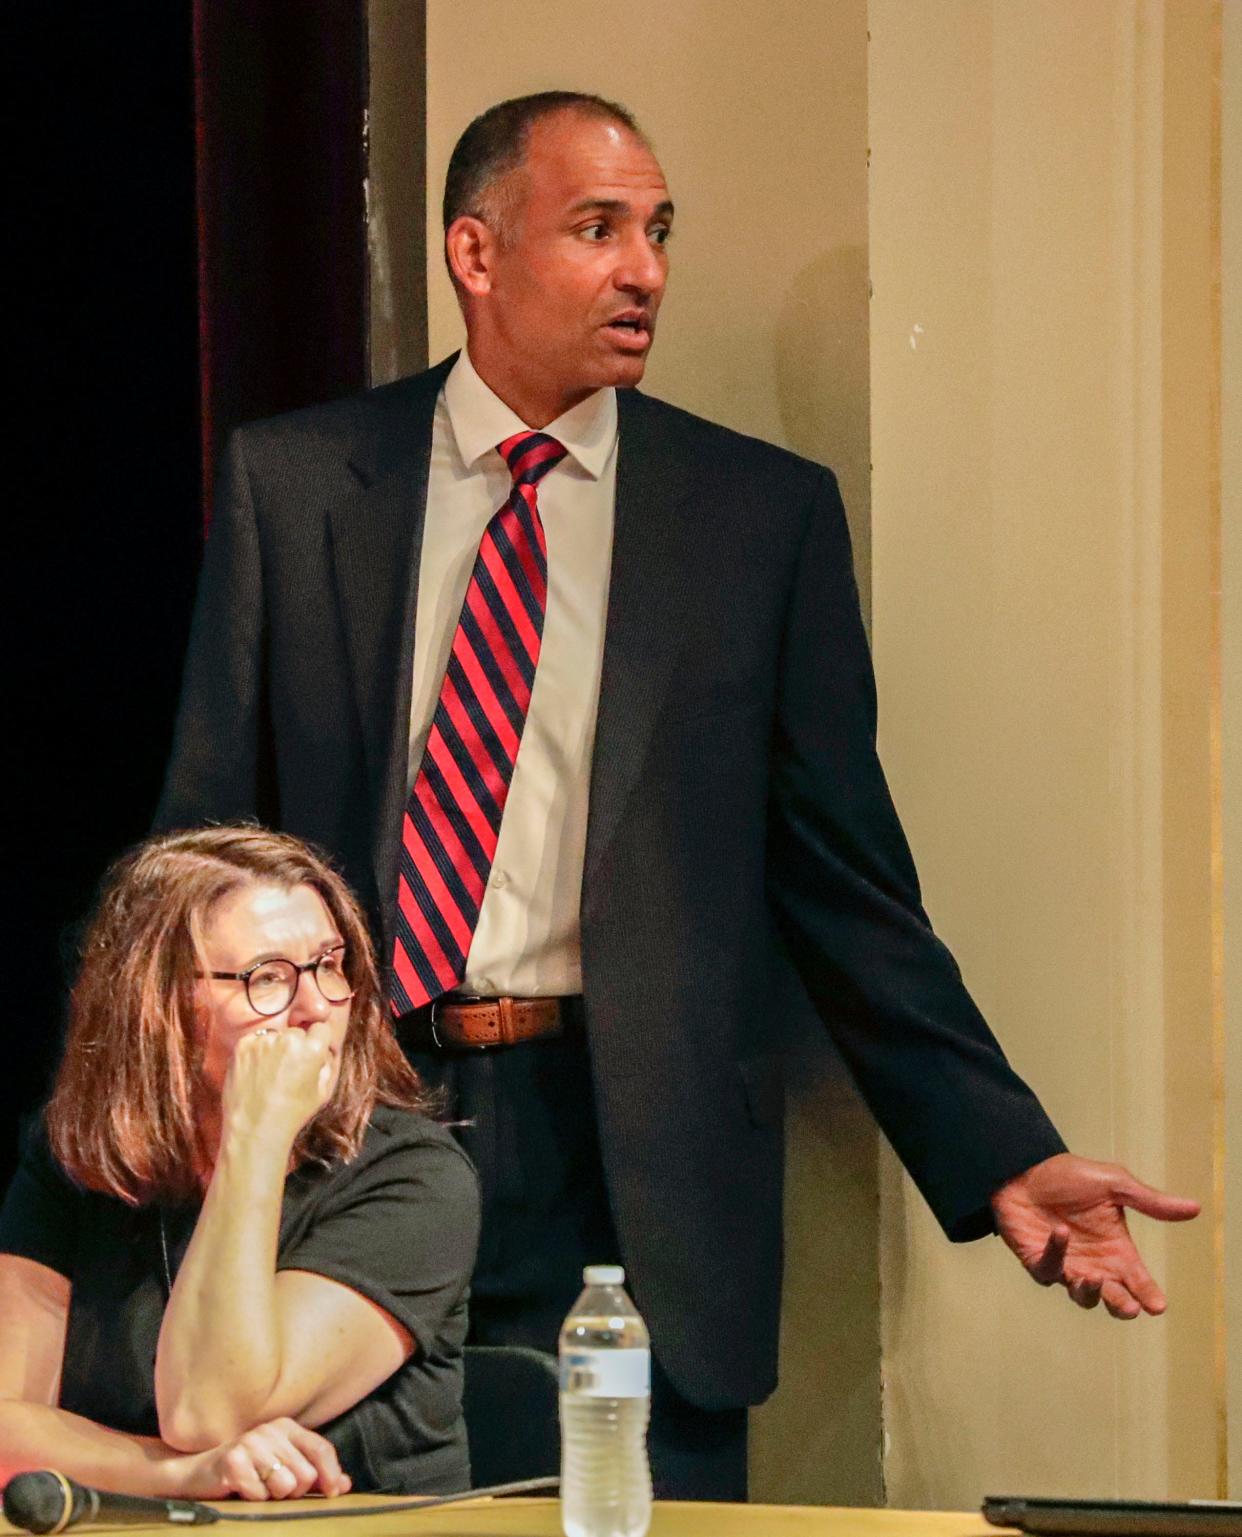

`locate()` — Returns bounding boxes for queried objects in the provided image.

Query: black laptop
[983,1495,1242,1536]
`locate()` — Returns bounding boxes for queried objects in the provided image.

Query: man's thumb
[1118,1177,1200,1222]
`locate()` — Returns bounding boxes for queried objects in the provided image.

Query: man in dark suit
[158,92,1199,1499]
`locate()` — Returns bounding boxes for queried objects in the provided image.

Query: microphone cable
[3,1471,559,1533]
[217,1475,559,1521]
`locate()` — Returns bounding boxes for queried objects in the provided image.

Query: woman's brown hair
[46,825,430,1205]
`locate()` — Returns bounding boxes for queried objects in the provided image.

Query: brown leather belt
[426,994,572,1050]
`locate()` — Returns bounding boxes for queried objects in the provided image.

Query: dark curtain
[194,0,368,522]
[8,1,369,1189]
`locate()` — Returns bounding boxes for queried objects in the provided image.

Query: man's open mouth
[605,315,651,343]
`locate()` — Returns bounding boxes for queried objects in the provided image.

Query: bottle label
[560,1347,651,1398]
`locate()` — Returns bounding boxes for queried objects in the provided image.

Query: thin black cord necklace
[158,1210,174,1293]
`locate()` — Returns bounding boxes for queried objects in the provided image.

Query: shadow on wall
[773,243,872,623]
[750,242,882,1504]
[751,1024,884,1507]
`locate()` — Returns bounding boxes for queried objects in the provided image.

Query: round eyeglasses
[199,944,354,1017]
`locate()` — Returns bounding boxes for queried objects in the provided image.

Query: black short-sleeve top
[0,1105,481,1495]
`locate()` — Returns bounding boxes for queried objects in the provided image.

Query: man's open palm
[990,1153,1200,1319]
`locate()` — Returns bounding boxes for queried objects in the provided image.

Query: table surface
[0,1494,1013,1536]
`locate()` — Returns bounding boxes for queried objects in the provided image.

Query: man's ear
[446,216,496,297]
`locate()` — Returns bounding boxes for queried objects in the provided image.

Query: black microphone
[2,1472,219,1532]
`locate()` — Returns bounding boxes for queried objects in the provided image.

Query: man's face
[467,111,673,412]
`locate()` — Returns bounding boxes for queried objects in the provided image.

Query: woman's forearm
[154,1024,344,1449]
[0,1399,197,1497]
[153,1131,290,1450]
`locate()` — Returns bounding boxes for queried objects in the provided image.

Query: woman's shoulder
[7,1111,87,1203]
[349,1106,479,1191]
[365,1103,464,1151]
[285,1107,478,1242]
[0,1112,91,1276]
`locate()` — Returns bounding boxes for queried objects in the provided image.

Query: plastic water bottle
[558,1263,652,1537]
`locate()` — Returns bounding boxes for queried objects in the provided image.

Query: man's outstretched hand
[990,1154,1200,1319]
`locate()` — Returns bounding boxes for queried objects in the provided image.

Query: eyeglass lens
[245,950,353,1016]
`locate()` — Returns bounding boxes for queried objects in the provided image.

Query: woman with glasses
[0,826,480,1500]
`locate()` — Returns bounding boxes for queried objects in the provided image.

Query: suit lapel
[585,389,698,883]
[327,367,694,917]
[328,357,455,912]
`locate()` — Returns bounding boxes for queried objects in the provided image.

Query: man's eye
[650,226,672,246]
[581,224,609,241]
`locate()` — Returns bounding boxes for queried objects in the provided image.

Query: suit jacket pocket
[736,1056,786,1130]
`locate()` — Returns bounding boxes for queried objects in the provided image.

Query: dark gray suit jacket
[158,356,1065,1410]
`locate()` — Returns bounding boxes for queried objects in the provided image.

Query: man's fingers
[1100,1281,1141,1320]
[1124,1268,1168,1316]
[1107,1245,1168,1314]
[1026,1224,1070,1285]
[1115,1176,1200,1223]
[1067,1277,1102,1310]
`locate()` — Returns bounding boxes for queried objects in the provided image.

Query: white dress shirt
[408,349,618,996]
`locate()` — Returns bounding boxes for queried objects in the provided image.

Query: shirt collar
[443,347,618,481]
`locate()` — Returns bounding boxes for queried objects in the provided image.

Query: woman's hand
[178,1417,352,1500]
[220,1021,339,1151]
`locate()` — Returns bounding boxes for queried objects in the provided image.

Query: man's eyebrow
[567,197,676,219]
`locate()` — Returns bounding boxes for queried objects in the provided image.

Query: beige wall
[1222,0,1241,1500]
[377,0,1232,1508]
[870,0,1224,1506]
[422,0,879,1506]
[1159,2,1223,1494]
[424,0,872,603]
[368,0,428,384]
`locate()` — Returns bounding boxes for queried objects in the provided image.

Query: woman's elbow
[154,1355,286,1452]
[157,1380,302,1453]
[156,1391,258,1453]
[157,1402,229,1453]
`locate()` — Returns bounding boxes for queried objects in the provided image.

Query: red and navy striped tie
[389,430,568,1013]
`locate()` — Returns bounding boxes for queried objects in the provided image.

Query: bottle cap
[583,1264,625,1286]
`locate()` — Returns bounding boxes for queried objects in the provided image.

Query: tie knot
[498,431,567,489]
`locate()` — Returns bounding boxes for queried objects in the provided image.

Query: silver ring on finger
[259,1459,284,1483]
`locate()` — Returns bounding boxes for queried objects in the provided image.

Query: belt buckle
[429,994,490,1051]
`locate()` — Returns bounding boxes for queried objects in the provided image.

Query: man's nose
[613,230,666,296]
